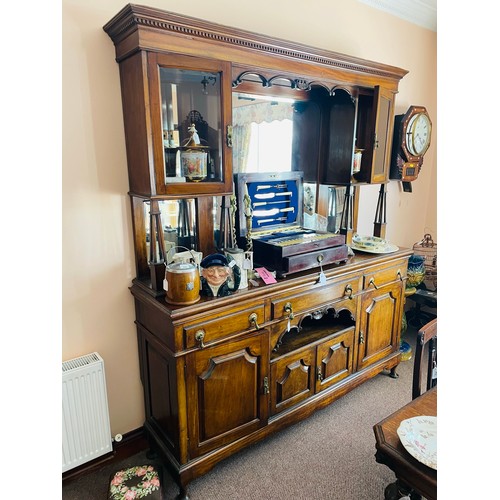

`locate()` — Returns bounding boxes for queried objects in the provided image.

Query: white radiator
[62,352,113,472]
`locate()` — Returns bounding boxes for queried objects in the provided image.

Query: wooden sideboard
[103,5,412,498]
[132,248,410,498]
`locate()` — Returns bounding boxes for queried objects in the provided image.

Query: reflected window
[232,93,294,174]
[246,120,293,172]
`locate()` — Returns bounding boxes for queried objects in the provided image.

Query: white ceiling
[357,0,437,32]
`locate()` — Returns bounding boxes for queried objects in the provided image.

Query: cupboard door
[292,88,356,186]
[270,347,315,415]
[370,86,395,183]
[147,52,233,196]
[186,332,269,458]
[315,327,355,393]
[292,100,321,183]
[322,89,357,185]
[357,282,403,371]
[355,86,395,184]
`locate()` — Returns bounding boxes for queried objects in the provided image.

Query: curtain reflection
[232,100,294,173]
[232,123,251,173]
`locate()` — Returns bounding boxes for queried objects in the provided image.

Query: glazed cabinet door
[357,281,403,371]
[147,52,233,197]
[186,331,269,458]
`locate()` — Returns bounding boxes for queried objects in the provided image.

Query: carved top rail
[103,3,408,89]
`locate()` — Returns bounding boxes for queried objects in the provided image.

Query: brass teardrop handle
[359,331,365,344]
[284,302,294,320]
[226,125,233,148]
[344,284,353,299]
[317,367,323,382]
[368,278,379,289]
[249,312,260,330]
[195,329,206,349]
[397,269,404,282]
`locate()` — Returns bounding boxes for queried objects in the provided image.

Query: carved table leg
[389,366,399,379]
[384,479,420,500]
[384,481,400,500]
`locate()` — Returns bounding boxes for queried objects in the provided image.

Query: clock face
[406,112,432,156]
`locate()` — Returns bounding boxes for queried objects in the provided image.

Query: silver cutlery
[253,207,295,217]
[253,200,292,207]
[254,191,292,200]
[257,216,288,225]
[256,183,287,191]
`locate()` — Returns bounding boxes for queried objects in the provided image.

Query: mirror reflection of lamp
[200,75,216,95]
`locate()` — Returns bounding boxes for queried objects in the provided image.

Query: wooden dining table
[373,386,437,500]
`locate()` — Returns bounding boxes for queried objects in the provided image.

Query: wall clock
[390,105,432,190]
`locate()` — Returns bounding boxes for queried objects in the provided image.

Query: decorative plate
[351,234,399,254]
[397,416,437,470]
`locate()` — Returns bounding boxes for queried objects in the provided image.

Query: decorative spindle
[148,200,167,292]
[230,194,238,249]
[243,193,253,251]
[339,185,354,245]
[373,183,387,238]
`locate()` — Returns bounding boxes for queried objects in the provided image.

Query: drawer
[271,276,359,320]
[362,264,406,290]
[184,304,265,349]
[283,245,349,275]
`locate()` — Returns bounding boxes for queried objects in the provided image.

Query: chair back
[412,318,437,400]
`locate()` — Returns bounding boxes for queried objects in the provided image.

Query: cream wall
[62,0,437,436]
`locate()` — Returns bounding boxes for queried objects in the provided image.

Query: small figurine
[200,253,241,297]
[186,123,201,145]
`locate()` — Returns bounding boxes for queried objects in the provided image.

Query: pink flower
[124,490,137,499]
[151,477,160,487]
[415,440,427,451]
[147,466,154,471]
[111,475,123,486]
[136,467,147,476]
[142,481,151,488]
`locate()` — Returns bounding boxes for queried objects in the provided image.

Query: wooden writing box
[234,172,348,277]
